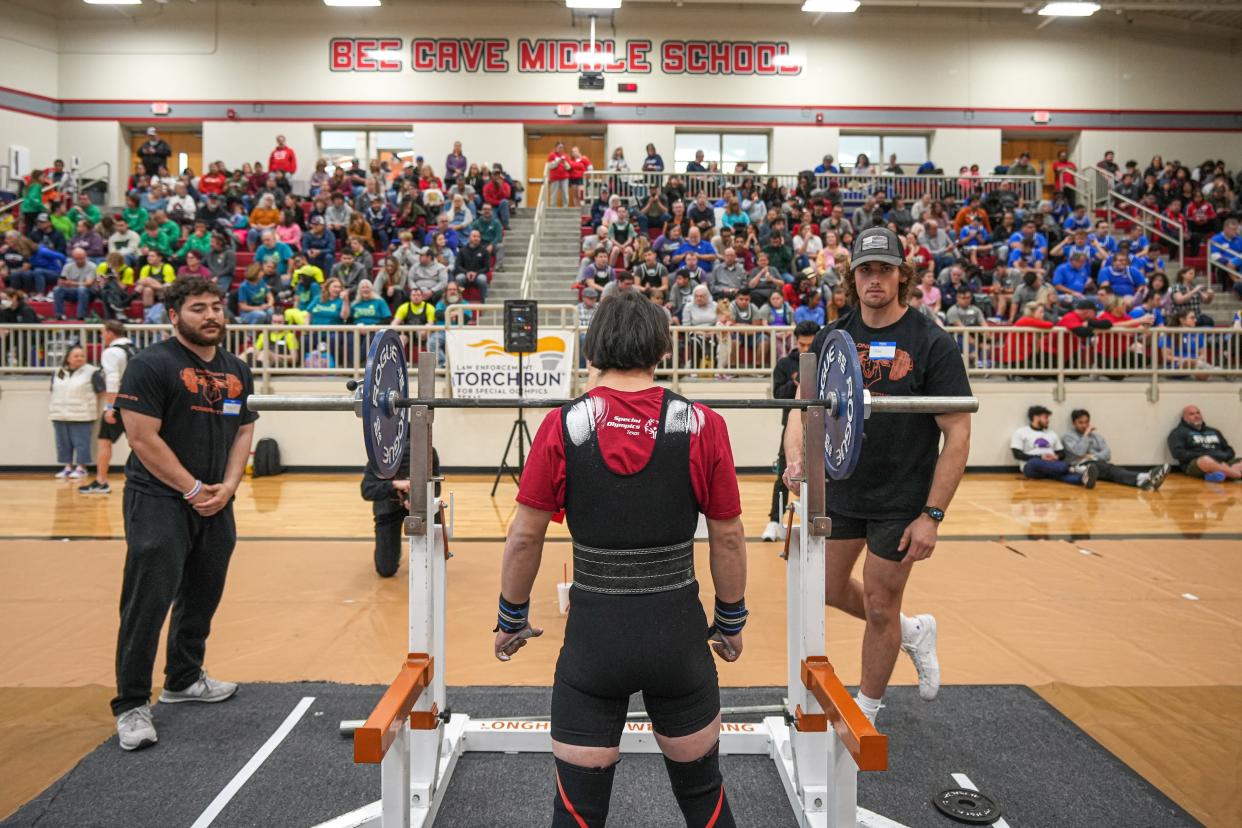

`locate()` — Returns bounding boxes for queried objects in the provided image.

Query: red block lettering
[518,39,547,72]
[686,41,709,74]
[461,39,484,73]
[662,41,684,74]
[412,39,436,72]
[330,38,354,71]
[375,38,401,72]
[355,38,378,72]
[733,42,753,75]
[437,40,459,73]
[484,39,509,72]
[756,42,778,75]
[709,41,729,75]
[627,40,652,73]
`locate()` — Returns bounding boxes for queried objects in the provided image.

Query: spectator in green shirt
[138,220,172,257]
[49,200,75,242]
[21,170,45,236]
[471,203,504,268]
[68,193,102,227]
[151,209,182,252]
[175,219,213,264]
[349,279,392,325]
[121,195,148,234]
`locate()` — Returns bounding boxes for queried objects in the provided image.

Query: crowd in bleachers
[570,145,1242,376]
[0,131,519,341]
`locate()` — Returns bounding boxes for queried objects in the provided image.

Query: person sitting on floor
[1062,409,1168,491]
[1167,405,1241,482]
[1010,405,1098,488]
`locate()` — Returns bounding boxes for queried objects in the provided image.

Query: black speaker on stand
[491,300,538,496]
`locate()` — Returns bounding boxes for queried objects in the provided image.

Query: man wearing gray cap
[137,127,172,178]
[781,226,973,725]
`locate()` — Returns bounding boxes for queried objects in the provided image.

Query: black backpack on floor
[252,437,283,477]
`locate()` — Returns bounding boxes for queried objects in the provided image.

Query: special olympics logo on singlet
[643,418,658,439]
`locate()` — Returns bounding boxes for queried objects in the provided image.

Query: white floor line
[951,772,1011,828]
[190,696,316,828]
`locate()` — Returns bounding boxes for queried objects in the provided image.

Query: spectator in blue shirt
[813,155,839,175]
[958,216,990,253]
[236,267,274,324]
[793,289,825,326]
[1052,252,1094,299]
[1121,224,1149,255]
[1086,221,1118,261]
[672,226,717,268]
[1007,220,1049,256]
[303,216,336,275]
[1098,251,1147,298]
[1208,218,1242,296]
[642,143,665,174]
[1063,204,1091,233]
[254,230,293,278]
[349,280,392,325]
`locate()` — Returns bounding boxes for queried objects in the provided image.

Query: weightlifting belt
[571,539,696,595]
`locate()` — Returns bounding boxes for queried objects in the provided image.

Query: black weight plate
[362,329,408,479]
[932,788,1002,825]
[816,328,864,480]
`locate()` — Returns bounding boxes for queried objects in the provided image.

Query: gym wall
[3,0,1241,197]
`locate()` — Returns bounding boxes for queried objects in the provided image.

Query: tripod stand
[490,352,534,495]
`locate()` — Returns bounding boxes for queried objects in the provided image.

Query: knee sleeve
[662,744,735,828]
[552,757,616,828]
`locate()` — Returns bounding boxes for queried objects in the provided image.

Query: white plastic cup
[556,581,572,614]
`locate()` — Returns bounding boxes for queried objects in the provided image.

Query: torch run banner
[446,329,577,400]
[330,38,803,76]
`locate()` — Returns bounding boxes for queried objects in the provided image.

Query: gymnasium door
[1001,138,1069,198]
[130,129,203,177]
[525,132,606,206]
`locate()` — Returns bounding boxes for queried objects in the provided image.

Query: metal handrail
[583,170,1046,208]
[1207,238,1242,289]
[0,160,113,215]
[520,163,551,300]
[1105,189,1184,269]
[1062,168,1095,210]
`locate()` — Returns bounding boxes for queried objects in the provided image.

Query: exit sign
[1032,110,1051,124]
[555,104,575,117]
[617,82,638,93]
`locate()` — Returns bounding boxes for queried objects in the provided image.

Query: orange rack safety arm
[800,656,888,771]
[354,653,435,764]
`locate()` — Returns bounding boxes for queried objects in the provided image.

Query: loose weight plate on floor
[362,330,408,479]
[817,329,865,480]
[932,788,1002,824]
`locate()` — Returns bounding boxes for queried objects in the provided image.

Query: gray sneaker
[117,705,157,751]
[158,672,238,704]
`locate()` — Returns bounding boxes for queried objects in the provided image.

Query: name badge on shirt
[869,341,897,360]
[222,399,242,416]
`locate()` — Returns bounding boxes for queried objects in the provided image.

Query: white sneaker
[901,613,940,701]
[760,521,781,542]
[70,466,87,479]
[116,705,157,751]
[55,466,72,479]
[158,672,238,704]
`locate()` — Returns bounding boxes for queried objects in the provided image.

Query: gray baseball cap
[850,227,903,270]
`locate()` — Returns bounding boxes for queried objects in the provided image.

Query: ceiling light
[575,50,616,65]
[324,0,381,7]
[1038,2,1100,16]
[83,0,142,5]
[566,0,622,9]
[801,0,860,12]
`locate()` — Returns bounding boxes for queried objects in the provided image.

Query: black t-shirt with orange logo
[811,306,971,520]
[116,338,258,497]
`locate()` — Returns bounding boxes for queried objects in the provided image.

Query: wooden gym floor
[1,472,1240,825]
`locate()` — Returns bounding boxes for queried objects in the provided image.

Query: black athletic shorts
[97,412,125,442]
[826,508,916,563]
[551,581,720,747]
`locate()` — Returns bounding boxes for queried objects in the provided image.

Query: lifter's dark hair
[164,276,225,315]
[582,291,671,372]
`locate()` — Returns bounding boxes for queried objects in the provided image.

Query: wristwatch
[922,506,945,522]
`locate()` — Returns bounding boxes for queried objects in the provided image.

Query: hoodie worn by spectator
[408,260,450,297]
[1168,419,1236,469]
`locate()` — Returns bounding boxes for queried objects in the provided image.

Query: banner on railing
[446,328,576,399]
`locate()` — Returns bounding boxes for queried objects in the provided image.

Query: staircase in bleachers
[489,207,584,307]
